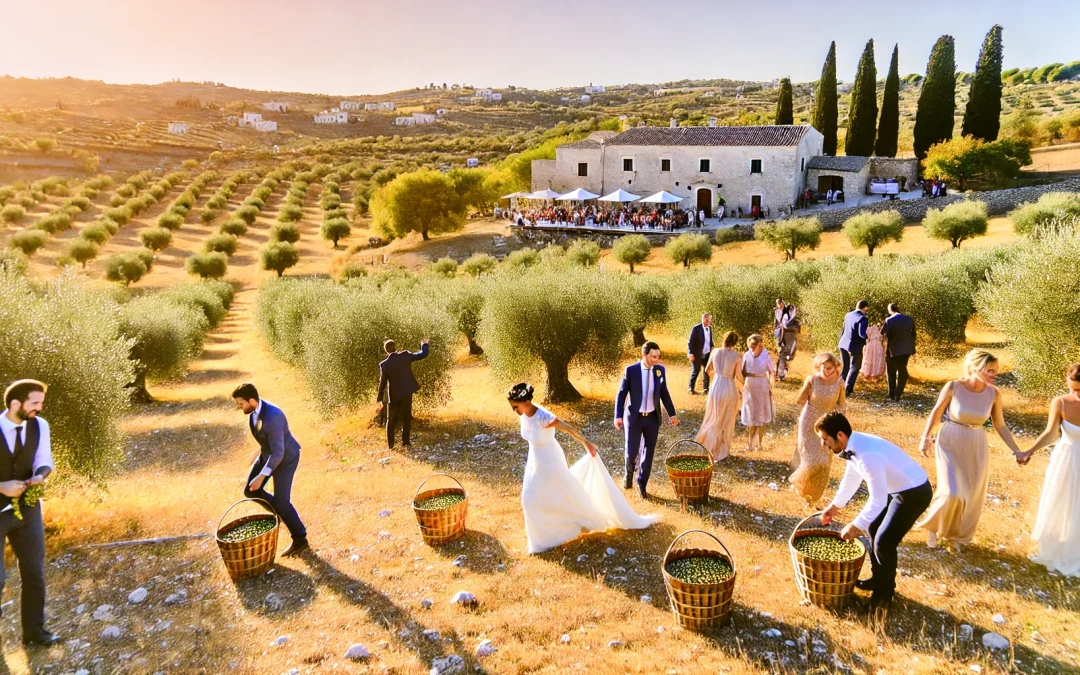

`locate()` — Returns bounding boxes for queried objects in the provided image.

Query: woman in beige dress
[861,322,885,381]
[916,349,1023,551]
[695,331,744,461]
[789,352,847,506]
[741,334,775,452]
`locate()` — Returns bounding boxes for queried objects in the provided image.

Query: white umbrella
[525,189,562,200]
[500,191,529,200]
[556,188,600,201]
[598,189,642,203]
[639,190,684,204]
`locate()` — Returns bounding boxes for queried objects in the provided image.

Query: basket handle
[664,438,712,465]
[664,529,735,573]
[217,498,278,532]
[790,510,848,545]
[414,473,465,500]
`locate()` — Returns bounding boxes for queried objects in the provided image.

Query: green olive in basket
[221,517,277,543]
[667,457,711,472]
[414,493,466,510]
[664,556,733,584]
[793,535,863,561]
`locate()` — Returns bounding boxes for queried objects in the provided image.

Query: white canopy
[556,188,600,201]
[598,189,642,203]
[500,191,530,200]
[639,190,684,204]
[525,189,562,200]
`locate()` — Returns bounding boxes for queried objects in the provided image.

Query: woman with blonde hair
[740,334,775,452]
[696,331,744,461]
[789,352,847,506]
[916,349,1023,551]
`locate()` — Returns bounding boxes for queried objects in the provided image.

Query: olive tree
[462,252,497,277]
[220,218,248,237]
[923,200,988,248]
[270,222,300,243]
[203,233,239,256]
[665,233,713,268]
[104,253,148,286]
[430,257,458,278]
[755,217,823,260]
[186,251,228,279]
[370,169,467,241]
[261,241,300,277]
[321,218,351,248]
[257,278,343,365]
[445,280,486,355]
[566,239,600,267]
[842,210,904,256]
[613,234,651,273]
[1010,192,1080,237]
[8,230,49,256]
[236,204,260,225]
[139,227,173,252]
[625,276,671,347]
[64,239,99,268]
[118,294,209,402]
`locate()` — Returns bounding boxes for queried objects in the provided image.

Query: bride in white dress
[508,383,660,554]
[1018,364,1080,576]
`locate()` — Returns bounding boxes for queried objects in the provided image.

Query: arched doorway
[696,188,712,218]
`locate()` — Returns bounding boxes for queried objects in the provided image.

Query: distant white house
[476,88,493,96]
[255,120,278,132]
[340,101,363,110]
[314,109,349,124]
[412,113,436,125]
[239,112,263,127]
[584,84,605,94]
[581,95,591,103]
[435,108,448,116]
[168,122,190,134]
[491,93,502,101]
[364,102,395,111]
[394,117,415,127]
[466,158,479,168]
[263,101,289,112]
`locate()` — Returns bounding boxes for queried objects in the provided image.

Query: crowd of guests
[513,206,717,231]
[924,178,948,198]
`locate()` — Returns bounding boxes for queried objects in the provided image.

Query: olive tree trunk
[544,358,581,402]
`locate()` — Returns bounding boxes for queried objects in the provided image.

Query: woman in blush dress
[789,352,847,506]
[695,331,744,462]
[861,321,885,382]
[741,334,775,452]
[915,350,1024,552]
[1017,364,1080,577]
[509,383,659,554]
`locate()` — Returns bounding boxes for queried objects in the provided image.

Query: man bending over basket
[816,412,931,611]
[233,383,308,557]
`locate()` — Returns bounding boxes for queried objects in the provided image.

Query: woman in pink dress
[695,331,744,461]
[741,334,775,452]
[861,322,885,382]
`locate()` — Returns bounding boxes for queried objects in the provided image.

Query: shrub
[479,265,629,402]
[0,272,132,481]
[1,204,26,224]
[566,239,600,267]
[0,187,15,205]
[923,200,988,248]
[270,222,300,243]
[149,184,167,200]
[462,252,497,277]
[64,239,101,268]
[755,217,823,260]
[8,230,49,255]
[665,233,713,269]
[252,186,273,201]
[104,253,148,286]
[107,195,126,208]
[219,218,248,236]
[445,280,485,354]
[430,257,458,278]
[324,208,348,222]
[257,278,342,364]
[714,226,753,247]
[1010,192,1080,236]
[538,244,565,261]
[97,217,119,235]
[139,227,172,251]
[104,206,133,226]
[842,210,904,256]
[165,282,232,328]
[613,234,652,272]
[185,251,228,279]
[321,218,351,247]
[200,209,220,224]
[119,294,208,400]
[33,138,57,152]
[261,242,300,277]
[504,247,540,270]
[236,205,260,224]
[203,233,239,256]
[33,211,73,234]
[626,276,671,346]
[337,262,368,283]
[133,248,155,273]
[243,197,265,211]
[0,249,28,275]
[278,204,304,223]
[68,196,92,212]
[79,223,111,245]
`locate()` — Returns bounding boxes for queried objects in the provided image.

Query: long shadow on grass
[235,563,316,616]
[124,421,246,473]
[429,530,509,574]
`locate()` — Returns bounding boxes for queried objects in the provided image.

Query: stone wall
[868,157,919,188]
[530,160,556,191]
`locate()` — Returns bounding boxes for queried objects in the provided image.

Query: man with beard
[0,379,61,646]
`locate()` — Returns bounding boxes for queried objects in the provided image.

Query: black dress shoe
[23,630,62,647]
[623,475,632,489]
[855,578,878,591]
[638,487,648,500]
[281,539,310,557]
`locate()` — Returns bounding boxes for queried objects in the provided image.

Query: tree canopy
[754,218,823,260]
[846,39,878,157]
[371,169,467,241]
[812,42,839,156]
[774,78,794,125]
[914,35,957,160]
[962,25,1005,142]
[842,211,904,256]
[875,44,901,157]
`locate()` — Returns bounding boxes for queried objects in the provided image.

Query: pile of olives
[667,457,711,472]
[415,492,466,510]
[220,517,276,543]
[12,483,46,521]
[665,555,734,584]
[793,535,863,561]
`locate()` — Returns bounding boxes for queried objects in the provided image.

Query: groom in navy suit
[615,342,678,498]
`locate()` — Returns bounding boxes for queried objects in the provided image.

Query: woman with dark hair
[508,383,659,554]
[1017,364,1080,576]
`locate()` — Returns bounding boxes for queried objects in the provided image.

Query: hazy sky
[2,0,1076,95]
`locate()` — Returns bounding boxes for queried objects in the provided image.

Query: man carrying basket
[816,412,931,610]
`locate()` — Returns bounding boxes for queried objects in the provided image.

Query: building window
[577,163,588,177]
[661,159,671,172]
[801,157,805,172]
[750,159,763,174]
[623,158,634,172]
[699,159,711,173]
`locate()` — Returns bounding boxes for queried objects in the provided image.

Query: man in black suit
[378,338,430,450]
[881,303,916,401]
[615,342,678,498]
[687,313,713,395]
[233,383,308,557]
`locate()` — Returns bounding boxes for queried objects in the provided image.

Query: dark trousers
[0,504,47,636]
[625,412,661,488]
[689,351,711,393]
[865,480,932,602]
[886,354,911,400]
[246,456,307,541]
[386,395,413,448]
[840,347,863,394]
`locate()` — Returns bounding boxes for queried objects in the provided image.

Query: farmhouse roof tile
[604,125,811,147]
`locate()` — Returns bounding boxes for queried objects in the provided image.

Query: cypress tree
[775,78,794,125]
[914,35,957,160]
[962,25,1004,141]
[846,39,878,157]
[875,44,901,157]
[812,42,839,155]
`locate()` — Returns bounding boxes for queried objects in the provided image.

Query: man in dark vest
[0,379,61,646]
[233,383,308,557]
[378,338,430,450]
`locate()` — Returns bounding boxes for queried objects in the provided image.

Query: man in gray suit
[233,383,308,556]
[838,300,869,396]
[881,303,916,401]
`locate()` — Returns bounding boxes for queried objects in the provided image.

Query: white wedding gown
[1030,420,1080,576]
[520,406,660,554]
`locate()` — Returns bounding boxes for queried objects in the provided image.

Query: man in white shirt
[817,412,931,609]
[0,379,61,646]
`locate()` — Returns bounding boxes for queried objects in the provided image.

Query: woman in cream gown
[789,352,847,506]
[1017,364,1080,577]
[916,350,1023,551]
[861,322,885,381]
[695,331,744,461]
[508,383,659,554]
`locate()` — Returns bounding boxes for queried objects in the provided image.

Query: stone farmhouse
[255,120,278,132]
[167,122,189,134]
[584,84,605,94]
[394,113,438,127]
[340,101,363,110]
[238,112,264,127]
[314,109,349,124]
[263,101,289,112]
[531,124,825,216]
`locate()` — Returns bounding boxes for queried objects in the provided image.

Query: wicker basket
[413,473,468,546]
[216,498,280,582]
[789,512,867,609]
[664,439,713,508]
[662,529,737,630]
